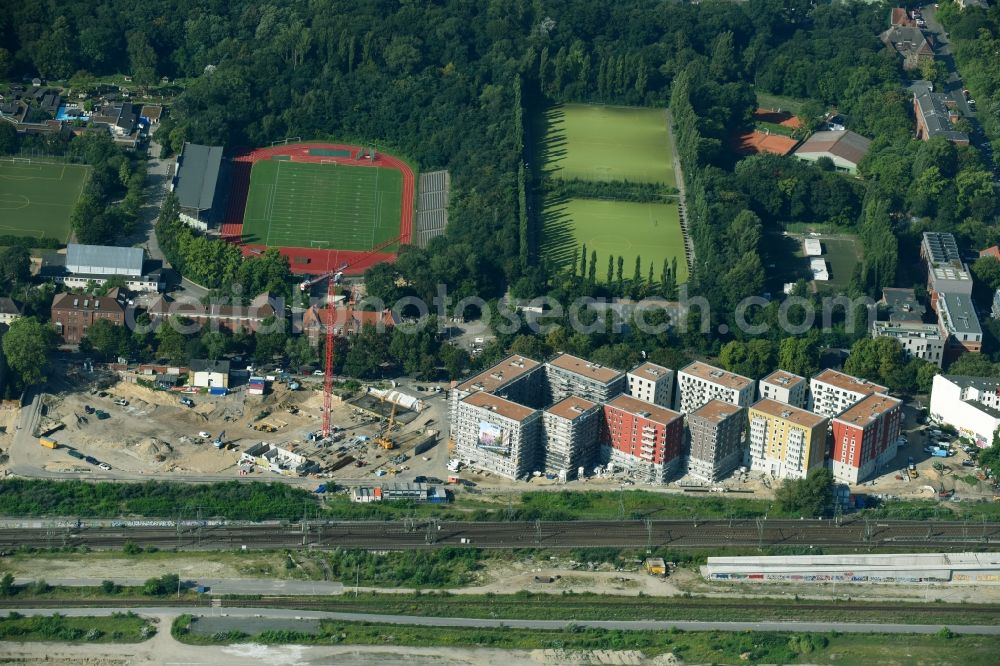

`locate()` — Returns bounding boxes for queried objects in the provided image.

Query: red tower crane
[316,233,404,438]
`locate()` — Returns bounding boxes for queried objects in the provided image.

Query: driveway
[922,5,997,179]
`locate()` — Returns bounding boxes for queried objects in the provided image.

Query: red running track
[219,142,414,276]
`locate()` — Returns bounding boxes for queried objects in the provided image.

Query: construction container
[414,438,437,455]
[208,387,228,396]
[38,436,58,449]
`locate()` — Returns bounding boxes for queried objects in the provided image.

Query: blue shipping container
[208,387,228,396]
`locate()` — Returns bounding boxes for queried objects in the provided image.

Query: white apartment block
[929,374,1000,447]
[545,353,627,404]
[808,369,888,419]
[676,361,755,414]
[627,362,674,409]
[758,370,807,408]
[542,396,602,480]
[871,321,945,367]
[451,391,542,480]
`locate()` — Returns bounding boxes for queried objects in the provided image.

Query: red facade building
[601,394,684,483]
[830,393,903,485]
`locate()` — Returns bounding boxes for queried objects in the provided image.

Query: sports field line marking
[265,161,282,247]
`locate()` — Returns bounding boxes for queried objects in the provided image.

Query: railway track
[2,518,998,551]
[226,596,1000,617]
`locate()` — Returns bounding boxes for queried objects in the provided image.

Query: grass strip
[173,614,999,665]
[0,610,155,643]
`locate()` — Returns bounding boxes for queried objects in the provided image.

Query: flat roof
[629,362,672,381]
[456,355,539,393]
[750,398,827,428]
[679,361,752,391]
[462,391,537,423]
[66,243,143,276]
[834,393,901,427]
[812,369,887,395]
[545,396,598,421]
[547,353,624,384]
[761,370,806,389]
[605,394,681,426]
[939,292,982,336]
[690,399,743,424]
[175,142,223,211]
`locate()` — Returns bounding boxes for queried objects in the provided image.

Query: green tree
[0,121,19,155]
[0,246,31,289]
[972,256,1000,292]
[155,318,190,364]
[588,250,597,283]
[200,331,229,361]
[2,317,57,387]
[843,337,907,390]
[777,336,820,379]
[0,572,14,597]
[607,255,614,284]
[775,468,834,517]
[719,339,774,379]
[80,318,128,360]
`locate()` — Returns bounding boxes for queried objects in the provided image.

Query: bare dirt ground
[9,550,998,604]
[2,552,285,581]
[0,621,680,666]
[17,375,415,481]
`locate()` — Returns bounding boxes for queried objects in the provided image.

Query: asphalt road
[11,606,1000,635]
[1,518,997,551]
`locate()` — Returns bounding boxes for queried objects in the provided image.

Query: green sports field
[0,160,89,241]
[550,199,688,283]
[541,103,685,282]
[548,104,676,187]
[242,160,402,251]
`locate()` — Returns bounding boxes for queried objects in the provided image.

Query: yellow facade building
[747,398,828,480]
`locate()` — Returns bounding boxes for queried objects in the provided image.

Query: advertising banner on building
[477,421,509,455]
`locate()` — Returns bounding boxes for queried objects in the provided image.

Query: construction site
[6,359,442,484]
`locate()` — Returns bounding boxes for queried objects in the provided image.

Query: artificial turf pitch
[241,159,403,252]
[0,160,89,241]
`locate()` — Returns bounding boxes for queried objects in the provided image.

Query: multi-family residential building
[830,393,903,485]
[676,361,754,414]
[747,399,829,480]
[809,369,888,419]
[758,370,807,409]
[545,353,626,404]
[871,321,945,367]
[686,400,745,482]
[627,362,674,409]
[50,289,127,344]
[913,89,969,144]
[299,305,397,346]
[920,232,981,360]
[542,396,602,480]
[937,291,982,357]
[147,292,281,334]
[451,391,542,480]
[929,374,1000,447]
[601,394,684,483]
[922,232,973,302]
[448,355,544,423]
